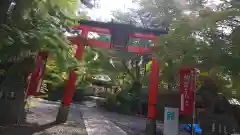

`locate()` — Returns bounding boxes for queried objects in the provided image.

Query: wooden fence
[199,114,240,134]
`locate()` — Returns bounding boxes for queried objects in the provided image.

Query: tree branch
[121,60,136,81]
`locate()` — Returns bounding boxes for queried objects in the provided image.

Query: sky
[86,0,138,21]
[85,0,222,21]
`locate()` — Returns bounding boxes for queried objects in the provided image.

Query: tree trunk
[0,83,26,126]
[0,58,34,126]
[167,76,175,91]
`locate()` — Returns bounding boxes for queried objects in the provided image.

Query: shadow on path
[0,121,57,135]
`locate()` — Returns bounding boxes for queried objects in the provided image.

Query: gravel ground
[0,98,188,135]
[0,98,87,135]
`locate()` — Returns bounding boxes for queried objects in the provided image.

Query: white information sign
[163,107,179,135]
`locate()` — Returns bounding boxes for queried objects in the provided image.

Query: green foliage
[0,0,84,71]
[113,0,240,98]
[0,0,91,104]
[104,0,240,122]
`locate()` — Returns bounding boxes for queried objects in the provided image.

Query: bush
[43,81,89,102]
[100,88,184,121]
[72,88,85,102]
[101,93,119,111]
[46,85,64,101]
[100,89,142,114]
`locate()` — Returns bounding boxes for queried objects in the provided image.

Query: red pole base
[55,71,78,123]
[62,71,78,106]
[145,119,157,135]
[56,103,70,123]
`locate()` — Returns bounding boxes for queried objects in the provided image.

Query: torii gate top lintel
[77,20,168,36]
[69,20,168,53]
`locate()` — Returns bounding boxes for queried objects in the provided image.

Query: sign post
[163,107,179,135]
[190,69,197,135]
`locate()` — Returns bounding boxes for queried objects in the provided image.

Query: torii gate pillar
[145,39,160,135]
[56,31,87,123]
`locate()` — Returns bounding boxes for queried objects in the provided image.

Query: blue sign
[164,107,179,135]
[167,112,175,120]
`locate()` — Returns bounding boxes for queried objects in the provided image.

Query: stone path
[1,98,188,135]
[78,101,152,135]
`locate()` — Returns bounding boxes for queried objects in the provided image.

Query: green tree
[113,0,240,94]
[0,0,85,125]
[111,0,240,122]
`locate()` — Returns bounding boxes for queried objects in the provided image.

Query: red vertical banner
[27,52,48,96]
[179,68,195,116]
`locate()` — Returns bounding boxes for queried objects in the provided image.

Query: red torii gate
[27,20,168,134]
